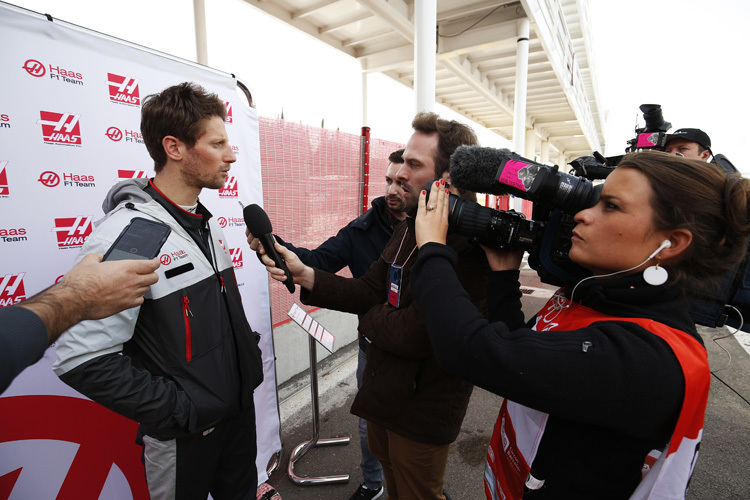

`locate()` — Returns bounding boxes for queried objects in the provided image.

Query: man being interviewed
[53,82,264,500]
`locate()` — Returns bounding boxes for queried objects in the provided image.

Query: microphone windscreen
[450,145,513,196]
[243,204,273,236]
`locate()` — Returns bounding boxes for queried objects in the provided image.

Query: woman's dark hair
[617,151,750,289]
[140,82,227,172]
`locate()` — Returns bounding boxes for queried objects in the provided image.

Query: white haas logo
[53,216,93,248]
[219,176,238,197]
[37,112,81,145]
[106,73,140,105]
[0,272,25,306]
[230,248,243,269]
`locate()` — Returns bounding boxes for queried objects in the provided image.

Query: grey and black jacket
[53,179,263,440]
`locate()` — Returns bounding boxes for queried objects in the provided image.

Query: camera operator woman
[411,151,750,499]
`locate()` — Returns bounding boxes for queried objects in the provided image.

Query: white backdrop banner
[0,3,280,498]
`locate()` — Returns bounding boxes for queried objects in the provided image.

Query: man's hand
[257,241,315,290]
[18,254,160,342]
[61,254,161,320]
[245,228,262,252]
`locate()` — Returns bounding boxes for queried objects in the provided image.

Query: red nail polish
[421,190,426,195]
[440,179,445,186]
[445,188,450,194]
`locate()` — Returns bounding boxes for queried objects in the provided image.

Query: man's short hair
[411,112,479,178]
[389,149,405,164]
[141,82,227,172]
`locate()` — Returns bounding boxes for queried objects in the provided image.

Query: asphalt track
[262,269,750,499]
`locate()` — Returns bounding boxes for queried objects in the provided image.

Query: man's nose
[395,164,409,180]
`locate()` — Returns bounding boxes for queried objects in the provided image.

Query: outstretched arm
[20,253,160,343]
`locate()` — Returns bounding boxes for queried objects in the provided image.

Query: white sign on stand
[288,303,336,352]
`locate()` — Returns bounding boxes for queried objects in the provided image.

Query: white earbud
[647,240,671,261]
[643,240,671,286]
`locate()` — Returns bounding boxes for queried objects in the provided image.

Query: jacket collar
[144,179,212,231]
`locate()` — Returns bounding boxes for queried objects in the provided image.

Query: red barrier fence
[258,117,403,326]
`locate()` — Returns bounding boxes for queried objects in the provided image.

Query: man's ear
[163,136,183,162]
[700,149,712,161]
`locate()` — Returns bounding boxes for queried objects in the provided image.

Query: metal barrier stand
[287,335,350,485]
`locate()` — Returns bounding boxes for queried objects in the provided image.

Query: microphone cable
[709,305,750,407]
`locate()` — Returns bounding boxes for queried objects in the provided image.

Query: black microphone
[243,204,296,293]
[449,145,598,213]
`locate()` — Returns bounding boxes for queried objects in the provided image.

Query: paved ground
[262,269,750,499]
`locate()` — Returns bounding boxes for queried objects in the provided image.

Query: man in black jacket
[53,83,264,500]
[256,113,487,500]
[247,149,406,500]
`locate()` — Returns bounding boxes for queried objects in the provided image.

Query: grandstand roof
[241,0,605,160]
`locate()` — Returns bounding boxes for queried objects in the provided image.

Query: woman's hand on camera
[416,179,450,248]
[482,245,525,272]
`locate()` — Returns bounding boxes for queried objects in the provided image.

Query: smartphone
[103,217,171,262]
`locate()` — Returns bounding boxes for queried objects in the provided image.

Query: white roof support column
[362,70,369,127]
[540,140,550,165]
[524,128,537,159]
[512,17,530,154]
[512,18,530,213]
[414,0,437,113]
[557,151,567,169]
[193,0,208,65]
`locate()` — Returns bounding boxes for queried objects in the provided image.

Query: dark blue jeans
[357,346,384,489]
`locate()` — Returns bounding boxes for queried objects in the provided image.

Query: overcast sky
[8,0,749,174]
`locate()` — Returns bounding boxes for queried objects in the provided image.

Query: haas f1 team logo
[107,73,140,106]
[0,272,25,307]
[37,111,82,145]
[38,171,60,187]
[224,101,233,124]
[22,59,46,77]
[0,161,9,195]
[117,170,150,182]
[0,396,149,498]
[230,248,243,269]
[105,126,122,142]
[53,216,93,248]
[219,176,238,197]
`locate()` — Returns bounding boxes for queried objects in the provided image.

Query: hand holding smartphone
[103,217,171,262]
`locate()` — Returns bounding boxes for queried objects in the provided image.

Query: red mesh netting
[258,117,404,326]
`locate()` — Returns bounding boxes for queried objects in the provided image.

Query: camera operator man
[247,149,407,500]
[53,82,264,500]
[256,112,489,500]
[664,127,738,173]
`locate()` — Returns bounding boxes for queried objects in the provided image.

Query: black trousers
[141,402,258,500]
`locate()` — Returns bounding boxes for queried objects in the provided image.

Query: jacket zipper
[183,295,193,361]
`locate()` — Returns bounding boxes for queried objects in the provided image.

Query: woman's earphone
[571,240,674,302]
[643,240,671,286]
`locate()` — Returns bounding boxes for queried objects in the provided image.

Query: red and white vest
[484,292,710,500]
